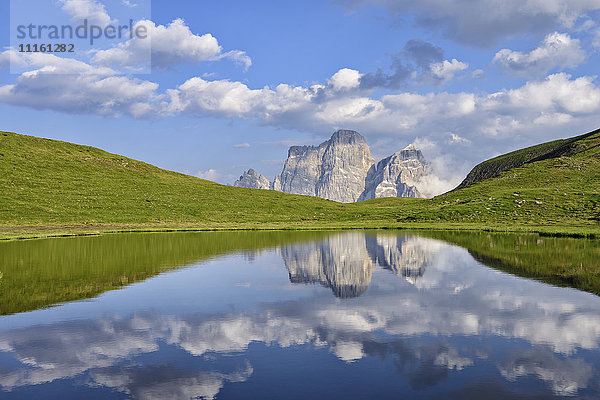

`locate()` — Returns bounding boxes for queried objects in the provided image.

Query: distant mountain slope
[457,128,600,189]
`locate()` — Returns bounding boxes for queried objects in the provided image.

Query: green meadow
[1,129,598,239]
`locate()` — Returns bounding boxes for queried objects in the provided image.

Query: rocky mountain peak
[233,169,270,190]
[399,144,426,163]
[329,129,367,145]
[272,130,375,203]
[236,130,432,202]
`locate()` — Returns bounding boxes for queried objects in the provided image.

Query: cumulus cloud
[168,71,600,181]
[429,59,469,82]
[328,68,362,91]
[196,169,221,181]
[334,0,600,46]
[60,0,113,27]
[358,39,468,89]
[492,32,586,76]
[0,51,160,118]
[213,50,252,71]
[448,133,471,145]
[169,72,600,137]
[91,19,251,70]
[2,41,600,181]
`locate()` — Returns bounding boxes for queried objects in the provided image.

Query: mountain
[0,130,359,235]
[234,169,270,190]
[359,144,428,201]
[272,130,375,203]
[270,129,429,203]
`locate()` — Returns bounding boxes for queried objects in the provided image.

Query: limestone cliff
[359,144,428,200]
[272,130,375,203]
[240,129,431,202]
[233,169,270,190]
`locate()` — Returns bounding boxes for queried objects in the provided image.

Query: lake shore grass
[1,220,598,241]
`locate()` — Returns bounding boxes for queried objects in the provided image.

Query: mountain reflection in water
[1,232,600,399]
[281,233,431,297]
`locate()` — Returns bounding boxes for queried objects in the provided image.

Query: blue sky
[1,0,600,192]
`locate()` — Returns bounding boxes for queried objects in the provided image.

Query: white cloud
[0,49,25,69]
[196,169,220,181]
[214,50,252,71]
[471,69,485,79]
[448,133,471,144]
[60,0,113,27]
[2,42,600,182]
[233,143,251,148]
[492,32,586,76]
[91,19,250,70]
[167,77,317,119]
[328,68,362,91]
[0,51,160,118]
[121,0,137,7]
[166,71,600,181]
[334,0,600,45]
[429,58,468,82]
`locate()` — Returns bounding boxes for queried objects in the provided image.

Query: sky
[1,0,600,193]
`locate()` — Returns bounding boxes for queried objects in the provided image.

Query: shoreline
[1,221,598,241]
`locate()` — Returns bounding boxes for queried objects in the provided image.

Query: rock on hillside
[233,169,270,190]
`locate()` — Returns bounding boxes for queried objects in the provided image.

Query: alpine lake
[1,230,599,399]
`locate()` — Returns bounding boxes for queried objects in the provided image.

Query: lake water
[1,231,600,399]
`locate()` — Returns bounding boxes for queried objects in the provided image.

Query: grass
[0,129,599,239]
[457,127,600,188]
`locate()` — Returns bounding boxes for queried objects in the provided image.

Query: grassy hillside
[457,128,600,189]
[0,131,361,229]
[0,129,599,238]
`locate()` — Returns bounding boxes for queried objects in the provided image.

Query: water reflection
[281,233,434,297]
[1,232,600,399]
